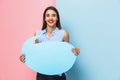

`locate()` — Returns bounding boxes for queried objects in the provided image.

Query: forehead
[45,9,57,14]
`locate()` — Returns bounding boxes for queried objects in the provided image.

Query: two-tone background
[0,0,120,80]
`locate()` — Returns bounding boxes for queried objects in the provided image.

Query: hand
[19,54,25,63]
[72,48,80,56]
[34,39,39,44]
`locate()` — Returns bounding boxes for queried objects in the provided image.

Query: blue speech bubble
[22,37,77,75]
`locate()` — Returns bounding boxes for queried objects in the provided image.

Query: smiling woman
[20,6,80,80]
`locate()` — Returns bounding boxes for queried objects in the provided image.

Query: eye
[46,14,50,17]
[52,14,56,17]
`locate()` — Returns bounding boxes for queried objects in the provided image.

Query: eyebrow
[46,13,56,15]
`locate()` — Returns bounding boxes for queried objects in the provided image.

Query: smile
[48,20,54,24]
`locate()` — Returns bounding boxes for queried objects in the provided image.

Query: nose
[49,15,53,20]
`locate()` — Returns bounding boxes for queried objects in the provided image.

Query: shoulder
[34,30,43,36]
[63,30,69,37]
[62,29,69,42]
[59,29,69,35]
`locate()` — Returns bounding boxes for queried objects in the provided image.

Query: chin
[48,24,56,28]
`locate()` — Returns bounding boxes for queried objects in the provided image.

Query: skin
[20,9,80,63]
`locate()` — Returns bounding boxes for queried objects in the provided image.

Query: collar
[42,27,59,36]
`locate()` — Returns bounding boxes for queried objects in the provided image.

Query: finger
[75,49,79,55]
[72,48,74,52]
[23,57,25,63]
[72,49,76,53]
[20,55,25,63]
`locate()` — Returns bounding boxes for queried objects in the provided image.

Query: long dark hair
[42,6,62,30]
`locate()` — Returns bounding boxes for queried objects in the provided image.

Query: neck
[46,26,56,34]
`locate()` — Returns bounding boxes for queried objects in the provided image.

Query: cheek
[45,17,48,21]
[54,18,58,22]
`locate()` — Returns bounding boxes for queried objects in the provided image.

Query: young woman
[20,6,80,80]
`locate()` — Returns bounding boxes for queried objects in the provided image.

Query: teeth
[49,20,54,23]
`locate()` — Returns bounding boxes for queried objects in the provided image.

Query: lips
[48,20,54,24]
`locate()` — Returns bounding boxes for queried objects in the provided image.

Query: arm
[34,32,39,44]
[63,30,69,42]
[63,30,80,55]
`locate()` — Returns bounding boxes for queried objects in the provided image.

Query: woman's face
[45,9,58,28]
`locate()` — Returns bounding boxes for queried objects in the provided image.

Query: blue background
[57,0,120,80]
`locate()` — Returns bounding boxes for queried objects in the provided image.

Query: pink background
[0,0,55,80]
